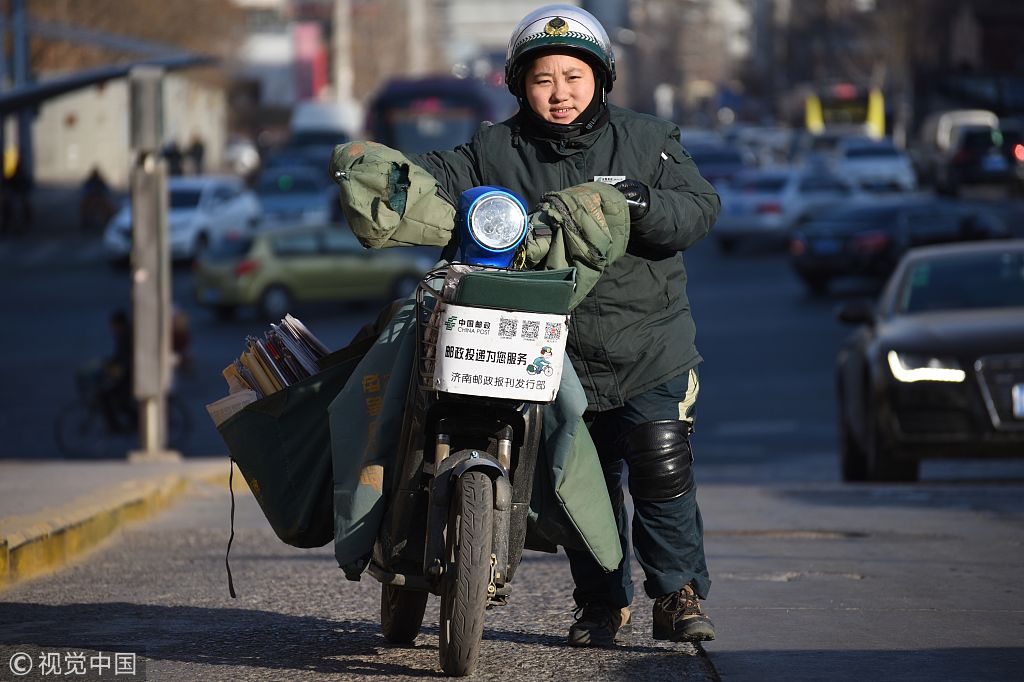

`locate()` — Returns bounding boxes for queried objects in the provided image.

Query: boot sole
[652,622,715,642]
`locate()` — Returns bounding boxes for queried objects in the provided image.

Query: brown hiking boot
[567,602,632,647]
[652,584,716,642]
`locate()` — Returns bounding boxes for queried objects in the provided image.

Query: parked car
[254,165,336,230]
[193,224,438,320]
[788,197,1009,294]
[833,137,917,192]
[102,176,261,262]
[834,240,1024,482]
[714,165,857,252]
[678,127,724,148]
[935,125,1014,196]
[685,143,750,188]
[911,108,999,186]
[1000,117,1024,194]
[1012,144,1024,195]
[790,129,854,165]
[365,76,509,155]
[733,126,797,167]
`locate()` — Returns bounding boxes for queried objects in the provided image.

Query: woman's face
[523,53,596,124]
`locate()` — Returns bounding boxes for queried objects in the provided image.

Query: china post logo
[445,315,458,331]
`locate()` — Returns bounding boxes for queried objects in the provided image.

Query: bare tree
[12,0,246,77]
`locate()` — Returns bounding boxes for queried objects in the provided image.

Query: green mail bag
[216,336,376,548]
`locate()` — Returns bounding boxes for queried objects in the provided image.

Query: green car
[194,224,438,320]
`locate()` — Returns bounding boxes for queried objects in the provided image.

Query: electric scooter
[368,186,572,676]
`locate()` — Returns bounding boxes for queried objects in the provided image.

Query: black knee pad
[620,420,694,501]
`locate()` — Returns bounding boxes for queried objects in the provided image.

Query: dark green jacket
[412,105,721,410]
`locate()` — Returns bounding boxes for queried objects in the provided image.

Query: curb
[0,461,240,590]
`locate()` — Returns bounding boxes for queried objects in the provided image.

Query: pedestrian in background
[187,134,206,175]
[1,157,34,236]
[162,140,184,176]
[79,166,115,233]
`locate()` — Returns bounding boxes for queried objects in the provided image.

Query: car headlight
[468,192,527,251]
[886,351,965,383]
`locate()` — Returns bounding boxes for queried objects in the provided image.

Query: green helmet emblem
[544,17,569,37]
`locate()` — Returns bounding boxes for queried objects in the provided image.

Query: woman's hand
[613,179,650,222]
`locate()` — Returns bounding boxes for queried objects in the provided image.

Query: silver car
[714,166,858,253]
[833,137,917,192]
[103,175,262,262]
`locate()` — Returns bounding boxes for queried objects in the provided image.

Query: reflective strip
[677,367,699,427]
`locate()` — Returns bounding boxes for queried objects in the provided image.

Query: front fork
[424,427,515,596]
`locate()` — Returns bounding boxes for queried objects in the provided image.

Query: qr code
[544,322,562,341]
[498,317,518,339]
[522,320,540,340]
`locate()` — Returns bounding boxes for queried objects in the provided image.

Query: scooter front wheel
[380,584,429,645]
[439,471,493,676]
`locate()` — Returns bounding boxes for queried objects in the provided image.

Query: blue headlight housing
[457,186,528,268]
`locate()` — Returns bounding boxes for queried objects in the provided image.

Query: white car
[714,165,858,252]
[103,176,262,261]
[834,137,917,192]
[254,165,336,230]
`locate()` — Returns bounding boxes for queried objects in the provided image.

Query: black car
[365,76,515,156]
[684,143,749,188]
[1000,119,1024,194]
[834,240,1024,482]
[936,125,1014,196]
[789,197,1009,294]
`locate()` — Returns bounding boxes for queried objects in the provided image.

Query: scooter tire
[380,584,429,645]
[439,470,493,676]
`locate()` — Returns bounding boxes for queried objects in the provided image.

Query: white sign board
[432,303,570,402]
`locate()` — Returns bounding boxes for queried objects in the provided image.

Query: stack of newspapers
[206,314,331,427]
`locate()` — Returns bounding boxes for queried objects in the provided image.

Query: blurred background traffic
[1,0,1022,483]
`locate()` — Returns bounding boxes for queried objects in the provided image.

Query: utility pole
[128,66,179,463]
[11,0,31,182]
[0,9,8,205]
[331,0,362,134]
[407,0,427,76]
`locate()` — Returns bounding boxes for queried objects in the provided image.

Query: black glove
[614,179,650,222]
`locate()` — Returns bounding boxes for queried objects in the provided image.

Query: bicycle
[54,362,191,458]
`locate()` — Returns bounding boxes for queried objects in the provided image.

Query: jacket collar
[513,109,610,155]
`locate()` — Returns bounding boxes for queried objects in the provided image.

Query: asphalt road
[2,448,1022,680]
[0,477,714,681]
[2,195,1024,680]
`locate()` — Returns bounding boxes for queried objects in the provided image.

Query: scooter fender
[424,450,512,579]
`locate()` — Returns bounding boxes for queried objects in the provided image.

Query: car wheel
[799,273,829,296]
[838,383,867,482]
[259,285,294,321]
[107,256,130,271]
[865,405,919,482]
[214,304,237,321]
[716,237,737,254]
[193,232,210,260]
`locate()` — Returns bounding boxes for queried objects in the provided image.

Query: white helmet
[505,4,616,97]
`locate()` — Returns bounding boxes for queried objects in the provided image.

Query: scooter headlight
[468,192,527,251]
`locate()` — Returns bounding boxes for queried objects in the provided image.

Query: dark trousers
[565,369,710,608]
